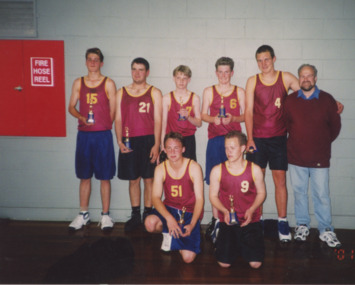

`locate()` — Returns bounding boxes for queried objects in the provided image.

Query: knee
[180,251,196,264]
[80,178,91,186]
[179,250,196,264]
[144,216,155,233]
[249,261,262,269]
[273,171,286,187]
[130,177,141,186]
[218,261,231,268]
[100,180,110,187]
[182,255,195,264]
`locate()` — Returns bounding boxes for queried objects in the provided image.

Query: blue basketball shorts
[205,135,227,185]
[75,130,116,180]
[152,205,201,254]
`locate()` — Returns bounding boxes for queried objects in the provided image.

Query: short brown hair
[131,57,150,70]
[255,45,275,59]
[85,47,104,62]
[164,132,184,147]
[225,130,247,146]
[215,57,234,71]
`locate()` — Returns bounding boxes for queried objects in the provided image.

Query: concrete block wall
[0,0,354,229]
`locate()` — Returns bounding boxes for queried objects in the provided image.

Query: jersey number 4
[274,98,281,109]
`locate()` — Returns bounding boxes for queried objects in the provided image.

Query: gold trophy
[178,97,187,121]
[124,127,131,150]
[247,146,257,153]
[218,95,226,118]
[87,102,95,124]
[178,207,186,230]
[229,195,239,225]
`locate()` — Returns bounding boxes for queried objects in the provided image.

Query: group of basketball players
[67,44,343,268]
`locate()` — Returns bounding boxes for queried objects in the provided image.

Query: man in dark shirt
[284,64,341,248]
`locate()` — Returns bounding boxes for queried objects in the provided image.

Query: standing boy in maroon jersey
[161,65,202,161]
[209,130,266,268]
[115,57,163,232]
[68,47,117,231]
[245,45,297,242]
[245,45,343,242]
[145,132,204,263]
[202,57,245,242]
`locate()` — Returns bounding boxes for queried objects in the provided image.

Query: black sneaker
[205,217,217,241]
[210,219,220,244]
[124,213,142,232]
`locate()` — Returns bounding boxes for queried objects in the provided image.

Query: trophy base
[247,146,257,153]
[179,224,186,233]
[218,115,227,118]
[87,119,95,124]
[230,213,239,225]
[178,117,186,121]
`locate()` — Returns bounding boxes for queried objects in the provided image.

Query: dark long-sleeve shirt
[284,88,341,168]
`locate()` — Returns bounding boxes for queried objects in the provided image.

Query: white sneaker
[99,213,114,230]
[69,212,90,230]
[319,230,341,248]
[278,219,292,242]
[294,225,310,241]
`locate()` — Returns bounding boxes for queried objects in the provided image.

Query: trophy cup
[124,127,131,150]
[87,103,95,124]
[178,207,186,231]
[178,97,187,121]
[218,95,226,118]
[229,195,239,225]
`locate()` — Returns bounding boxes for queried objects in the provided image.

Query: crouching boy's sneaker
[69,212,90,230]
[319,229,341,248]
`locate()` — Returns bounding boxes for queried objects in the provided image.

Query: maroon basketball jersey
[163,159,196,213]
[78,77,112,131]
[166,92,196,137]
[121,86,155,137]
[207,85,241,139]
[217,161,261,224]
[253,71,287,138]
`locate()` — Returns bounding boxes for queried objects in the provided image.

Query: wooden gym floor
[0,219,354,284]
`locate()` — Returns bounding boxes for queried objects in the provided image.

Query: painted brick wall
[0,0,354,229]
